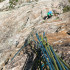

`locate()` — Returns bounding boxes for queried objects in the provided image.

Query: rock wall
[0,0,70,70]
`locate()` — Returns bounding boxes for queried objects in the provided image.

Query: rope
[11,39,28,61]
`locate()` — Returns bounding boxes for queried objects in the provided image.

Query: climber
[47,11,53,19]
[43,11,53,20]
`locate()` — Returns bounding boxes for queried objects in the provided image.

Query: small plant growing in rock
[0,0,4,2]
[9,0,18,9]
[63,5,70,13]
[69,0,70,3]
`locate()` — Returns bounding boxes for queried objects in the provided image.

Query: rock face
[0,0,70,70]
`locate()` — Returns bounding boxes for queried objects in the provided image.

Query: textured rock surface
[0,0,70,70]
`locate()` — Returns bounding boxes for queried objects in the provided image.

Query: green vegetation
[0,0,4,2]
[68,0,70,3]
[9,0,18,9]
[63,5,70,13]
[9,0,38,9]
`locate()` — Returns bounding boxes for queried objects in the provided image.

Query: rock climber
[47,11,53,19]
[43,11,53,20]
